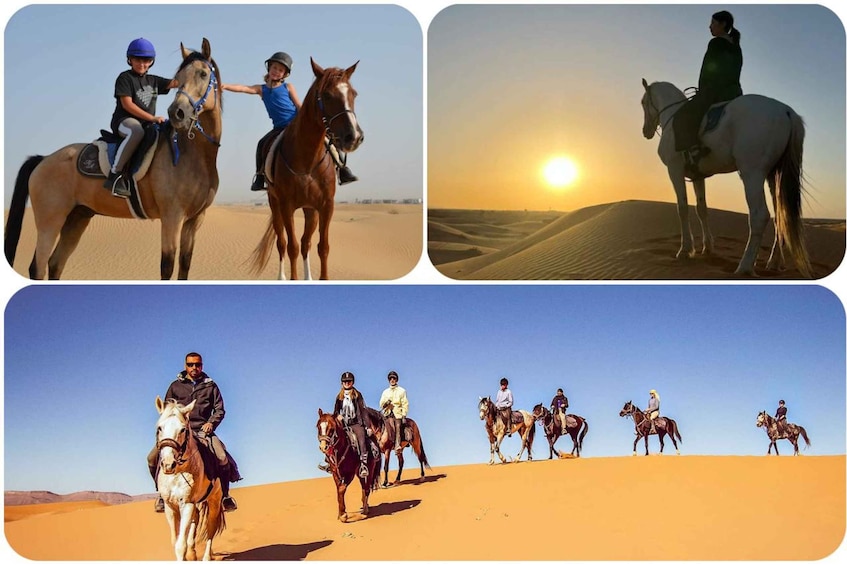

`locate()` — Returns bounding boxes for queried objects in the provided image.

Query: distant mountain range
[4,490,157,506]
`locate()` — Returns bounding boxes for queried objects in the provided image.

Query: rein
[157,436,189,465]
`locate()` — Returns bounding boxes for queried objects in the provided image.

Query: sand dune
[5,203,422,281]
[4,456,843,560]
[429,200,845,280]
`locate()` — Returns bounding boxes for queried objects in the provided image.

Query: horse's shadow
[392,473,447,487]
[366,499,422,519]
[222,539,332,561]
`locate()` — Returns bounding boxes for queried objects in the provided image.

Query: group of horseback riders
[148,353,412,514]
[494,377,571,435]
[317,370,411,479]
[105,38,357,198]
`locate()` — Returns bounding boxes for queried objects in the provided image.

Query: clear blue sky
[4,284,844,495]
[3,3,423,206]
[429,3,846,217]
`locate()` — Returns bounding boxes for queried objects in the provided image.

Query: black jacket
[698,37,743,103]
[333,387,373,429]
[164,371,226,433]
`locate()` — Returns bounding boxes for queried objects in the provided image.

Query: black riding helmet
[387,370,399,381]
[341,371,355,383]
[265,51,293,73]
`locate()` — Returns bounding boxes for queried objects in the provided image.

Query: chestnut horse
[316,409,380,522]
[155,396,225,561]
[366,405,431,487]
[251,59,364,280]
[756,411,811,456]
[531,404,589,459]
[5,39,222,280]
[478,396,536,464]
[619,401,682,456]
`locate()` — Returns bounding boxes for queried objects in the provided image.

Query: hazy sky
[3,3,423,206]
[429,4,846,218]
[4,284,844,496]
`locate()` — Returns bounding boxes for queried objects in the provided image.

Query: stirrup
[338,166,358,185]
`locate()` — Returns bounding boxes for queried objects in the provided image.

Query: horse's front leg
[668,166,694,259]
[177,212,205,280]
[281,211,300,280]
[159,214,184,280]
[174,502,195,560]
[632,433,640,456]
[301,208,318,281]
[337,482,349,522]
[691,178,714,255]
[494,434,508,463]
[360,476,371,516]
[317,202,335,280]
[736,171,769,276]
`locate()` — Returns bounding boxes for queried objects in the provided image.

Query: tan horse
[155,396,226,561]
[478,396,536,464]
[5,38,222,280]
[367,405,431,487]
[251,59,364,280]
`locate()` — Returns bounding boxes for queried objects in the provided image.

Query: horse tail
[797,426,811,449]
[248,218,277,275]
[196,497,226,546]
[672,419,683,443]
[578,419,589,450]
[772,110,812,278]
[5,155,44,267]
[415,429,432,470]
[527,417,536,451]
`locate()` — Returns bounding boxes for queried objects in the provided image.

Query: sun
[542,156,579,189]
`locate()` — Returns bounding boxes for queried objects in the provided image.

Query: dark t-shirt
[111,70,173,131]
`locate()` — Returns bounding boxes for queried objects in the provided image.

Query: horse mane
[301,66,349,114]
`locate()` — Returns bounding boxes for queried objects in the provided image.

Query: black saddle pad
[704,103,729,134]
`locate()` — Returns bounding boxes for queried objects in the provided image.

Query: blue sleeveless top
[262,82,297,129]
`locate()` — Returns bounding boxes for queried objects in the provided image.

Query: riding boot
[154,496,165,513]
[338,166,358,185]
[251,173,267,191]
[318,462,331,473]
[105,171,131,198]
[221,480,238,512]
[358,458,369,479]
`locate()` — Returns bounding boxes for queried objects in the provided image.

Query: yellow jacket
[379,384,409,418]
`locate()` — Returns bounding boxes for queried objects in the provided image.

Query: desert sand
[5,455,844,561]
[429,200,845,280]
[5,203,422,281]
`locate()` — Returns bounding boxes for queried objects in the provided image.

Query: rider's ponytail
[713,10,741,46]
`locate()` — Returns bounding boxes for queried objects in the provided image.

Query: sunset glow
[542,156,579,189]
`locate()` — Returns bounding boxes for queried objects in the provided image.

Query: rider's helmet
[387,370,399,382]
[341,371,355,384]
[500,377,509,386]
[127,38,156,64]
[557,388,564,394]
[265,51,293,74]
[779,399,785,405]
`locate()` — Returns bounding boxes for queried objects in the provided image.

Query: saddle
[343,427,380,460]
[509,411,524,425]
[259,129,286,184]
[77,126,160,180]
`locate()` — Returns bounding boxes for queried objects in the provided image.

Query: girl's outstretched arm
[222,83,262,95]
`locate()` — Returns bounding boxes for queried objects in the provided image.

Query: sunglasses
[342,380,354,384]
[186,362,203,368]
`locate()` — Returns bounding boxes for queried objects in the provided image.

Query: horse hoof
[339,514,348,523]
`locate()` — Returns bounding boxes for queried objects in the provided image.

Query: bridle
[316,88,358,146]
[643,83,690,136]
[174,59,220,146]
[156,419,190,466]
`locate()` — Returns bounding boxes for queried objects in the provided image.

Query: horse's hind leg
[692,179,714,255]
[177,212,205,280]
[281,211,300,280]
[301,208,318,281]
[670,173,695,259]
[47,206,95,279]
[736,171,769,275]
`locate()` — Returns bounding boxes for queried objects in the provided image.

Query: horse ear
[201,38,211,60]
[318,408,324,416]
[311,57,325,77]
[642,78,649,90]
[155,395,165,413]
[344,61,359,78]
[180,42,190,59]
[182,399,196,415]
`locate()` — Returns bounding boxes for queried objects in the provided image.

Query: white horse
[155,396,226,560]
[640,79,811,277]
